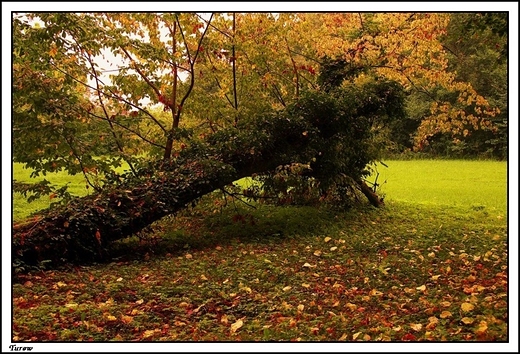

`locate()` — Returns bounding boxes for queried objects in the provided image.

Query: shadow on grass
[108,199,372,263]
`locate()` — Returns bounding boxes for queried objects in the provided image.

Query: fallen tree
[13,79,404,269]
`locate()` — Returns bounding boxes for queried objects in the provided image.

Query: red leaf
[402,333,416,341]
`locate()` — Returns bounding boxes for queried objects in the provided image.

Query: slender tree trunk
[357,180,384,207]
[164,21,179,160]
[232,13,239,125]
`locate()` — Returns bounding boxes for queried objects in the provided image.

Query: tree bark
[13,77,398,269]
[357,179,385,207]
[12,114,316,268]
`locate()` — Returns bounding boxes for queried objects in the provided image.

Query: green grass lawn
[367,160,507,213]
[11,160,509,342]
[12,163,91,221]
[13,160,508,220]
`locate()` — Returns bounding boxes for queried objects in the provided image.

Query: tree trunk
[13,77,399,269]
[357,179,385,207]
[12,114,317,268]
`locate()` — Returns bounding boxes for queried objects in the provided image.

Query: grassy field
[11,160,509,343]
[12,163,91,221]
[367,160,507,213]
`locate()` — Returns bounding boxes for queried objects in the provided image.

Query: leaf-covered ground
[12,199,508,342]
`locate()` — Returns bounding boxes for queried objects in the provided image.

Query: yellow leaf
[297,304,305,312]
[410,323,422,332]
[461,302,475,312]
[283,286,292,292]
[475,285,486,292]
[440,311,452,319]
[106,315,117,321]
[185,253,193,259]
[370,289,383,296]
[313,250,322,257]
[392,325,402,332]
[330,246,338,251]
[440,301,451,307]
[116,277,123,282]
[241,286,252,293]
[230,319,244,334]
[431,275,441,280]
[404,287,415,294]
[143,329,155,338]
[353,331,362,340]
[346,302,357,311]
[301,283,310,288]
[461,317,475,325]
[221,314,228,324]
[416,285,426,291]
[200,275,208,281]
[135,299,144,305]
[65,303,78,308]
[324,237,332,243]
[475,321,488,335]
[428,316,439,324]
[426,316,439,330]
[339,333,348,341]
[302,262,315,268]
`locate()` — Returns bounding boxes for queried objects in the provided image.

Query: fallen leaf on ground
[461,317,475,325]
[461,302,475,312]
[440,311,452,319]
[475,321,488,335]
[230,319,244,334]
[410,323,422,332]
[121,315,133,324]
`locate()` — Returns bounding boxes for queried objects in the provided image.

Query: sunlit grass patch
[367,159,507,213]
